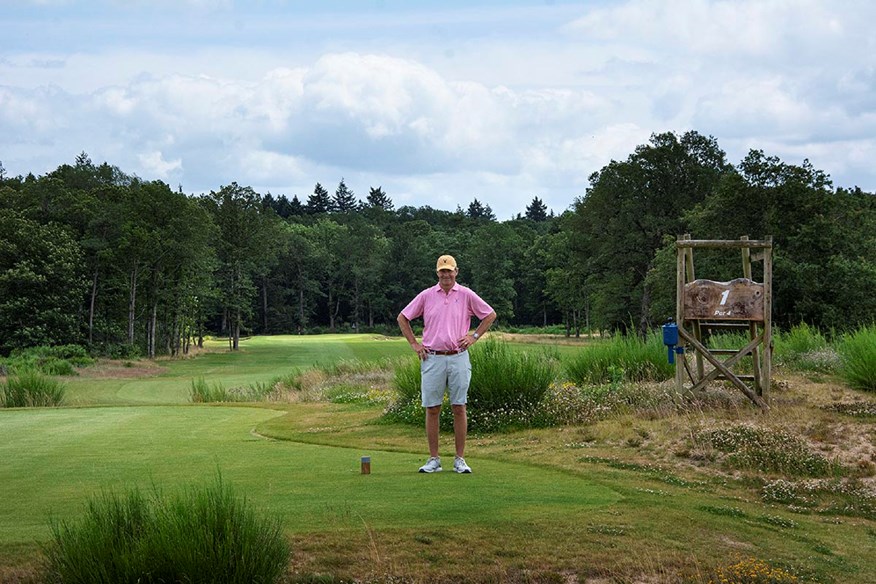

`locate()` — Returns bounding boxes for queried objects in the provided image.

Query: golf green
[0,405,620,544]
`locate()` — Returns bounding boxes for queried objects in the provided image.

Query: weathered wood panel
[683,278,764,321]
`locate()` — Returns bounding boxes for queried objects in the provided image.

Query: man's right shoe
[454,456,472,473]
[418,456,442,473]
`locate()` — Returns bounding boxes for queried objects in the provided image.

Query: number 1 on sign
[719,290,730,306]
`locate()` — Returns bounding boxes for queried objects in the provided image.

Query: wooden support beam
[676,239,773,249]
[678,326,769,410]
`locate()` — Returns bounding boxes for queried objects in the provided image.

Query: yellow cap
[436,255,457,271]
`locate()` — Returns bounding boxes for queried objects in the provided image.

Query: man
[397,254,497,474]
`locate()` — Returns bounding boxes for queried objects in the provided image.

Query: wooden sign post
[675,236,773,409]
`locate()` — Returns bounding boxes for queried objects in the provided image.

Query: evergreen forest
[1,131,874,358]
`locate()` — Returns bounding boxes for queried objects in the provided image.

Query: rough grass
[1,371,65,407]
[42,476,289,584]
[564,332,673,385]
[775,323,840,373]
[386,339,558,431]
[189,376,277,403]
[838,325,876,391]
[696,423,841,477]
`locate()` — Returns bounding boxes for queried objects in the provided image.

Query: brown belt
[426,349,466,356]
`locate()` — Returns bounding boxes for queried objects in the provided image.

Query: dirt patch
[76,358,168,379]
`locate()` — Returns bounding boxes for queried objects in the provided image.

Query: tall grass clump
[42,476,289,584]
[469,339,558,408]
[564,332,673,385]
[386,339,558,431]
[189,377,279,403]
[775,323,839,373]
[1,371,65,407]
[189,377,233,402]
[838,325,876,391]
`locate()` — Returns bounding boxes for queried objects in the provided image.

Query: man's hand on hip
[411,342,427,360]
[458,334,477,350]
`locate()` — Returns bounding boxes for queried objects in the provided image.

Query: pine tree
[306,183,332,214]
[274,195,295,218]
[288,195,304,216]
[333,179,358,213]
[525,196,548,222]
[366,186,393,211]
[467,198,496,221]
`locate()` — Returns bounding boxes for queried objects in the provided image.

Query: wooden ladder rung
[709,349,745,355]
[715,374,756,381]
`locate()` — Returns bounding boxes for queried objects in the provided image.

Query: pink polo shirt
[401,283,494,352]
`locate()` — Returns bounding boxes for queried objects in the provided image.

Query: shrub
[38,357,77,376]
[838,324,876,391]
[564,332,673,385]
[42,476,289,584]
[1,371,65,407]
[1,344,92,376]
[11,344,91,362]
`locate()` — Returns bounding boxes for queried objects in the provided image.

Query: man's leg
[451,403,467,457]
[426,405,442,457]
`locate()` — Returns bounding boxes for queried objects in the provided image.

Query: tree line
[1,131,874,357]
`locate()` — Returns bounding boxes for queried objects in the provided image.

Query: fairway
[61,334,413,406]
[0,405,619,545]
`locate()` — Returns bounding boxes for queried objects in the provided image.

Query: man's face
[437,268,457,289]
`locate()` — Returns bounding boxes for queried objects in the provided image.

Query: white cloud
[138,150,182,179]
[565,0,845,58]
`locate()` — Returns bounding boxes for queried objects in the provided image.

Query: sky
[1,0,874,219]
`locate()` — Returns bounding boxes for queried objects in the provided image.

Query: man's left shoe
[454,456,472,473]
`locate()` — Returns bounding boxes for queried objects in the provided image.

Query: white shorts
[420,351,471,408]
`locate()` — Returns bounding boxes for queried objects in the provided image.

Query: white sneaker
[418,456,442,473]
[454,456,472,474]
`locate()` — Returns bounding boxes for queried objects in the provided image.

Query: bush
[838,325,876,391]
[564,332,673,385]
[1,344,92,376]
[42,476,289,584]
[1,371,65,407]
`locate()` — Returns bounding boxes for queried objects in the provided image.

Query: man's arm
[459,310,497,350]
[397,312,426,360]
